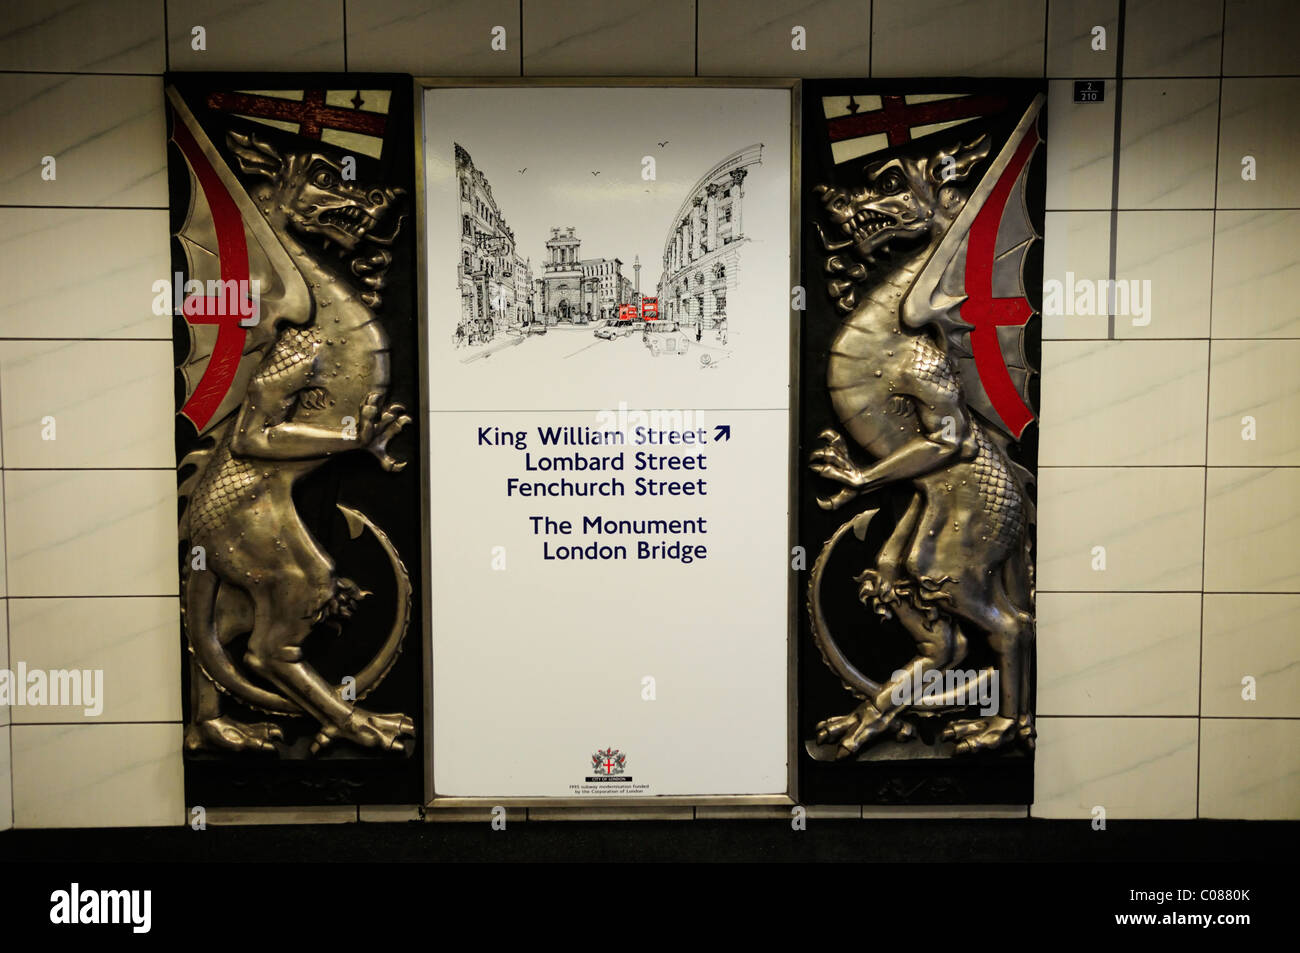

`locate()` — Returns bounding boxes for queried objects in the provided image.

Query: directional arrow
[714,425,731,442]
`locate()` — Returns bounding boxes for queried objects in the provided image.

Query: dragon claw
[943,716,1020,754]
[817,487,859,511]
[186,716,283,754]
[815,700,900,758]
[364,402,411,472]
[809,430,867,491]
[314,709,415,753]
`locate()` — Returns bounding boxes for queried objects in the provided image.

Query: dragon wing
[167,85,311,434]
[900,94,1044,442]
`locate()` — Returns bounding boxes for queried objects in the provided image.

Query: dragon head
[814,133,991,273]
[226,129,406,255]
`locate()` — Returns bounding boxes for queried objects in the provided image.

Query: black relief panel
[167,75,423,806]
[798,81,1045,805]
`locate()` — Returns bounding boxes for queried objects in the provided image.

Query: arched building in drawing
[656,144,763,330]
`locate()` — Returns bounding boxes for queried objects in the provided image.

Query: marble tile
[1046,0,1118,77]
[1037,467,1206,592]
[167,0,344,71]
[0,729,10,830]
[0,609,8,728]
[11,722,184,828]
[0,341,175,469]
[1118,79,1219,209]
[1113,210,1214,338]
[1031,716,1199,818]
[1123,0,1223,78]
[0,503,7,599]
[206,806,356,825]
[7,597,182,724]
[1211,211,1300,338]
[4,469,178,598]
[688,805,864,819]
[1199,718,1300,818]
[0,0,165,74]
[1217,79,1300,209]
[1222,0,1300,77]
[698,0,871,77]
[1039,341,1208,465]
[1204,467,1300,592]
[1046,79,1116,210]
[870,0,1045,77]
[522,0,695,76]
[1201,594,1300,718]
[1037,592,1202,716]
[346,0,521,76]
[1042,211,1111,339]
[0,209,171,340]
[529,806,695,821]
[1207,339,1300,466]
[859,804,1026,819]
[0,74,167,208]
[425,806,524,823]
[360,804,423,822]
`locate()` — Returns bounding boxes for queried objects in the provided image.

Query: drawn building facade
[537,227,632,325]
[456,143,533,334]
[657,144,763,329]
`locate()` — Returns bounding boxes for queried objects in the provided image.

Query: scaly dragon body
[173,106,415,755]
[807,119,1038,758]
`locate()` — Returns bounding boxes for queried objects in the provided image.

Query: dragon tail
[808,509,885,701]
[181,502,411,717]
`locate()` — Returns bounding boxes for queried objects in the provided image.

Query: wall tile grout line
[2,468,177,472]
[1038,590,1300,595]
[1036,464,1300,469]
[1106,0,1127,341]
[0,70,164,77]
[10,721,183,728]
[1042,0,1049,79]
[1195,0,1232,821]
[7,595,181,600]
[0,206,169,211]
[868,0,874,76]
[0,256,11,826]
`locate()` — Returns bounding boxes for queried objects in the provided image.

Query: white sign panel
[423,85,792,798]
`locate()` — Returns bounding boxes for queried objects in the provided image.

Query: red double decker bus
[618,303,637,321]
[640,297,659,321]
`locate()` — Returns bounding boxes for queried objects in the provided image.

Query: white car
[642,321,689,355]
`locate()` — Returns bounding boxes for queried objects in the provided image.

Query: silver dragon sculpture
[807,98,1043,759]
[169,88,416,756]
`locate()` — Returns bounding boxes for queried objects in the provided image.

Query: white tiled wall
[1036,0,1300,821]
[0,0,1294,828]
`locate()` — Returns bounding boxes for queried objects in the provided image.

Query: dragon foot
[815,700,910,759]
[854,568,906,619]
[309,708,415,755]
[360,393,411,473]
[941,715,1020,754]
[1018,714,1036,751]
[185,716,283,754]
[809,429,868,507]
[318,577,370,629]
